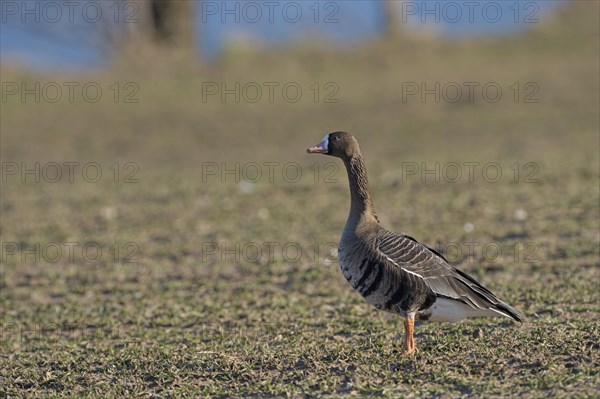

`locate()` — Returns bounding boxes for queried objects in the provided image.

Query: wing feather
[376,230,522,321]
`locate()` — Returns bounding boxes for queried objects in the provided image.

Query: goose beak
[307,136,329,154]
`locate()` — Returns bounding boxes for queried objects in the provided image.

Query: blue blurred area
[1,1,566,71]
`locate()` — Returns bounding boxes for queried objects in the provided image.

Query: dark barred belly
[339,256,426,316]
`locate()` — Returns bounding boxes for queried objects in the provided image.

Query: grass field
[1,3,599,397]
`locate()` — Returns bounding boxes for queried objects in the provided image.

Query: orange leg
[403,316,419,354]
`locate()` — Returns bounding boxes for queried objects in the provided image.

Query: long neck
[343,154,378,227]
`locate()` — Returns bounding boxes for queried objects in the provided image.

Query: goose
[307,132,522,354]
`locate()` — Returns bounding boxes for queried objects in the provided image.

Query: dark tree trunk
[150,0,194,47]
[382,1,401,38]
[134,0,195,50]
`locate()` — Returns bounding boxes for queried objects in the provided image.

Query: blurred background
[1,0,567,68]
[1,1,599,396]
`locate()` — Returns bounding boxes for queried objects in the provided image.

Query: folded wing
[376,230,523,322]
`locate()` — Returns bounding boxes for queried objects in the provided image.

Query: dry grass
[1,3,599,397]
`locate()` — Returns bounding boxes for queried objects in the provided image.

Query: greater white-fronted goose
[307,132,522,354]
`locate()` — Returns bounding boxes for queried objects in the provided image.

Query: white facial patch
[320,134,329,151]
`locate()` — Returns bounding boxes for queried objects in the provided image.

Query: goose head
[307,131,360,159]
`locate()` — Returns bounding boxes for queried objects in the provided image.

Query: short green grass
[1,3,599,397]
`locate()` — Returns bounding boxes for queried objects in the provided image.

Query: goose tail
[492,302,524,323]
